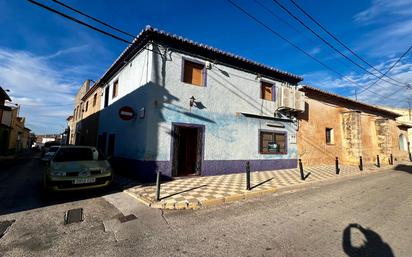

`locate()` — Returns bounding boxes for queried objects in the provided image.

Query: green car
[44,146,113,191]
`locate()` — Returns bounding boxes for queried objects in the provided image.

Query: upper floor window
[112,80,118,98]
[326,128,334,144]
[259,131,287,154]
[261,82,275,101]
[93,93,97,106]
[182,59,205,87]
[85,101,89,112]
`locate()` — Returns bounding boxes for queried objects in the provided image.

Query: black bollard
[155,171,161,201]
[390,154,393,165]
[359,156,363,171]
[299,159,305,180]
[377,155,380,168]
[246,161,251,190]
[335,157,340,174]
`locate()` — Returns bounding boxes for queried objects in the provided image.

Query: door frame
[170,122,205,177]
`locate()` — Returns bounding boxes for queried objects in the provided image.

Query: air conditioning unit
[277,86,305,112]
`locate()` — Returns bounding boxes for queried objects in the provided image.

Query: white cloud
[354,0,412,24]
[303,57,412,108]
[0,47,87,134]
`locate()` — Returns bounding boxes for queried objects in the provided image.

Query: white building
[96,26,304,179]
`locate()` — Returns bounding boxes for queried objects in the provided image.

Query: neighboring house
[69,79,91,145]
[68,79,102,146]
[0,87,31,154]
[297,85,410,166]
[8,116,31,152]
[96,26,304,179]
[65,115,74,145]
[379,106,412,152]
[0,87,12,154]
[77,83,102,146]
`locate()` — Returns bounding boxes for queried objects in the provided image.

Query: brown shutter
[261,82,273,101]
[183,61,204,86]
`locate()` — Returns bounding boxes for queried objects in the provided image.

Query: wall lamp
[190,96,196,107]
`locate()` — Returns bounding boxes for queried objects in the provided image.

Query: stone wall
[342,111,361,164]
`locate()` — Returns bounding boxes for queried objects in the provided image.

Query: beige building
[297,86,410,166]
[68,80,102,146]
[380,106,412,151]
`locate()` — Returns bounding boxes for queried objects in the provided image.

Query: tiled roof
[300,85,401,118]
[0,87,11,101]
[96,25,303,87]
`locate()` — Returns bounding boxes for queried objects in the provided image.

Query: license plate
[73,178,96,184]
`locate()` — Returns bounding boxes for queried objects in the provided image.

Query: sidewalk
[125,163,395,210]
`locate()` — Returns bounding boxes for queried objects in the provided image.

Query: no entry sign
[118,106,135,120]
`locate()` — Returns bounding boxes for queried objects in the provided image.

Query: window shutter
[183,60,204,86]
[261,82,273,101]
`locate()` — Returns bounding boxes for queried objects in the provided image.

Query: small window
[261,82,275,101]
[183,60,205,86]
[326,128,334,144]
[112,80,118,98]
[259,131,287,154]
[85,101,89,112]
[93,93,97,106]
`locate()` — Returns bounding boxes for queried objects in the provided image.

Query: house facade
[76,83,102,146]
[96,26,304,178]
[69,79,90,145]
[0,87,12,154]
[297,86,410,166]
[0,87,31,154]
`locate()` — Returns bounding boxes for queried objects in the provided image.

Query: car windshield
[53,148,96,162]
[48,146,59,153]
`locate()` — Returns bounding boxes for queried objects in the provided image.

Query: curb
[123,162,408,210]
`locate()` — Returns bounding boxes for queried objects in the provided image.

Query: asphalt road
[0,153,411,257]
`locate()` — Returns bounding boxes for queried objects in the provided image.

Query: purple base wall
[202,159,298,176]
[112,157,297,181]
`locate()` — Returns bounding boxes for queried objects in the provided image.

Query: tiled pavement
[125,163,393,210]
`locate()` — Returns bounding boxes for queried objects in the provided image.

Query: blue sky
[0,0,411,134]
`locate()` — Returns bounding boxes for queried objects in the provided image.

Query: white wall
[152,45,298,161]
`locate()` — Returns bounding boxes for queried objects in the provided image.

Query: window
[112,80,118,98]
[93,93,97,106]
[326,128,334,144]
[85,101,89,112]
[183,59,205,86]
[261,82,275,101]
[259,131,287,154]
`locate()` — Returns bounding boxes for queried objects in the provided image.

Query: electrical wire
[271,0,406,88]
[28,0,132,44]
[50,0,136,39]
[287,0,409,87]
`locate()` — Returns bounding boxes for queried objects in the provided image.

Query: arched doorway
[399,134,408,151]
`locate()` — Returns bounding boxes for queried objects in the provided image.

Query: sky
[0,0,411,134]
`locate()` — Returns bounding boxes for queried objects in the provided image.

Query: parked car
[41,145,60,162]
[43,146,113,191]
[41,141,61,157]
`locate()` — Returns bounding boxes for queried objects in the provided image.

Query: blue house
[96,26,304,179]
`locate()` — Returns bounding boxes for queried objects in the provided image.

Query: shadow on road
[393,164,412,175]
[342,223,395,257]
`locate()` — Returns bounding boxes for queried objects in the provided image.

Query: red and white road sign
[118,106,135,120]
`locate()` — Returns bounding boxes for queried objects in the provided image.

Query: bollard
[359,156,363,171]
[155,171,161,201]
[299,159,305,180]
[335,157,340,174]
[390,154,393,165]
[377,155,380,168]
[246,161,251,190]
